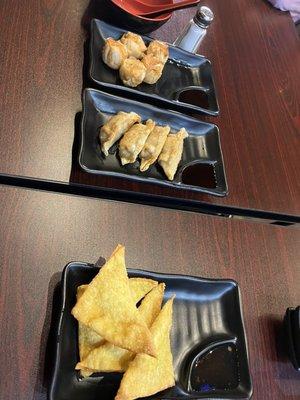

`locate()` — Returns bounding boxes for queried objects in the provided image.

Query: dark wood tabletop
[0,0,299,217]
[0,185,299,399]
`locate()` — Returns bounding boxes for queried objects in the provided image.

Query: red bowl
[108,0,173,33]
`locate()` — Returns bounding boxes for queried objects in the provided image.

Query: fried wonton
[77,278,158,377]
[76,283,165,373]
[115,297,175,400]
[77,285,106,359]
[76,285,106,377]
[129,278,158,304]
[71,245,155,356]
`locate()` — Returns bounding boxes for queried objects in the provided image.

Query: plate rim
[49,261,253,400]
[89,18,220,117]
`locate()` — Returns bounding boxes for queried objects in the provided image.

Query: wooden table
[0,185,299,399]
[0,0,299,220]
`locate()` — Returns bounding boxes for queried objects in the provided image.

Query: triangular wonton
[76,283,165,373]
[115,296,175,400]
[72,245,155,356]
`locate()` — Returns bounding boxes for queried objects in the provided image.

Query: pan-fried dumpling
[100,111,141,156]
[158,128,188,181]
[146,40,169,64]
[119,119,155,165]
[139,125,170,172]
[119,57,147,87]
[120,32,147,59]
[102,38,128,70]
[141,54,164,85]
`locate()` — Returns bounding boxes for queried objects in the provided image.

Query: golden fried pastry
[115,297,175,400]
[139,125,170,172]
[146,40,169,64]
[100,111,141,156]
[75,283,165,374]
[119,119,155,165]
[158,128,188,181]
[71,245,155,356]
[120,32,147,59]
[102,38,128,70]
[119,57,146,87]
[141,54,164,85]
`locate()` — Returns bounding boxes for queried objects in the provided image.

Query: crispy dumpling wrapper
[77,278,158,378]
[77,280,158,355]
[146,40,169,64]
[158,128,188,181]
[102,38,128,70]
[141,54,164,85]
[76,285,104,377]
[119,57,146,87]
[72,245,155,356]
[100,111,141,156]
[120,32,147,59]
[77,285,106,360]
[129,277,158,304]
[119,119,155,165]
[115,296,175,400]
[139,125,170,172]
[76,283,165,373]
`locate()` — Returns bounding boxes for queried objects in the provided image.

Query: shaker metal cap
[195,6,214,28]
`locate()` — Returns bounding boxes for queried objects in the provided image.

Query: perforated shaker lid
[194,6,214,28]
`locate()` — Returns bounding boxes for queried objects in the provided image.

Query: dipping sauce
[178,89,210,109]
[181,163,216,188]
[189,344,240,392]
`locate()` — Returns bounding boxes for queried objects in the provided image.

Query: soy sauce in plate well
[177,89,210,110]
[189,343,240,392]
[181,163,217,188]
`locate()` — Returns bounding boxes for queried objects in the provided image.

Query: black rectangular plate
[80,89,227,197]
[49,263,252,400]
[90,19,219,116]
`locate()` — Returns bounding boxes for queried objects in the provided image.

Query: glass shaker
[173,6,214,53]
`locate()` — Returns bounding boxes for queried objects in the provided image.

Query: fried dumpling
[115,297,175,400]
[141,54,164,85]
[119,57,146,87]
[102,38,128,70]
[76,285,105,378]
[119,119,155,165]
[71,245,155,356]
[146,40,169,64]
[158,128,188,181]
[75,283,165,373]
[139,125,170,172]
[76,278,158,378]
[77,285,106,361]
[100,111,141,156]
[120,32,147,59]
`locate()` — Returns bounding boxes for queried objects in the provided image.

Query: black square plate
[89,19,219,116]
[80,89,227,197]
[49,262,252,400]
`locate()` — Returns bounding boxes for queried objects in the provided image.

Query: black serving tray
[89,19,219,116]
[49,262,252,400]
[80,89,227,196]
[284,306,300,371]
